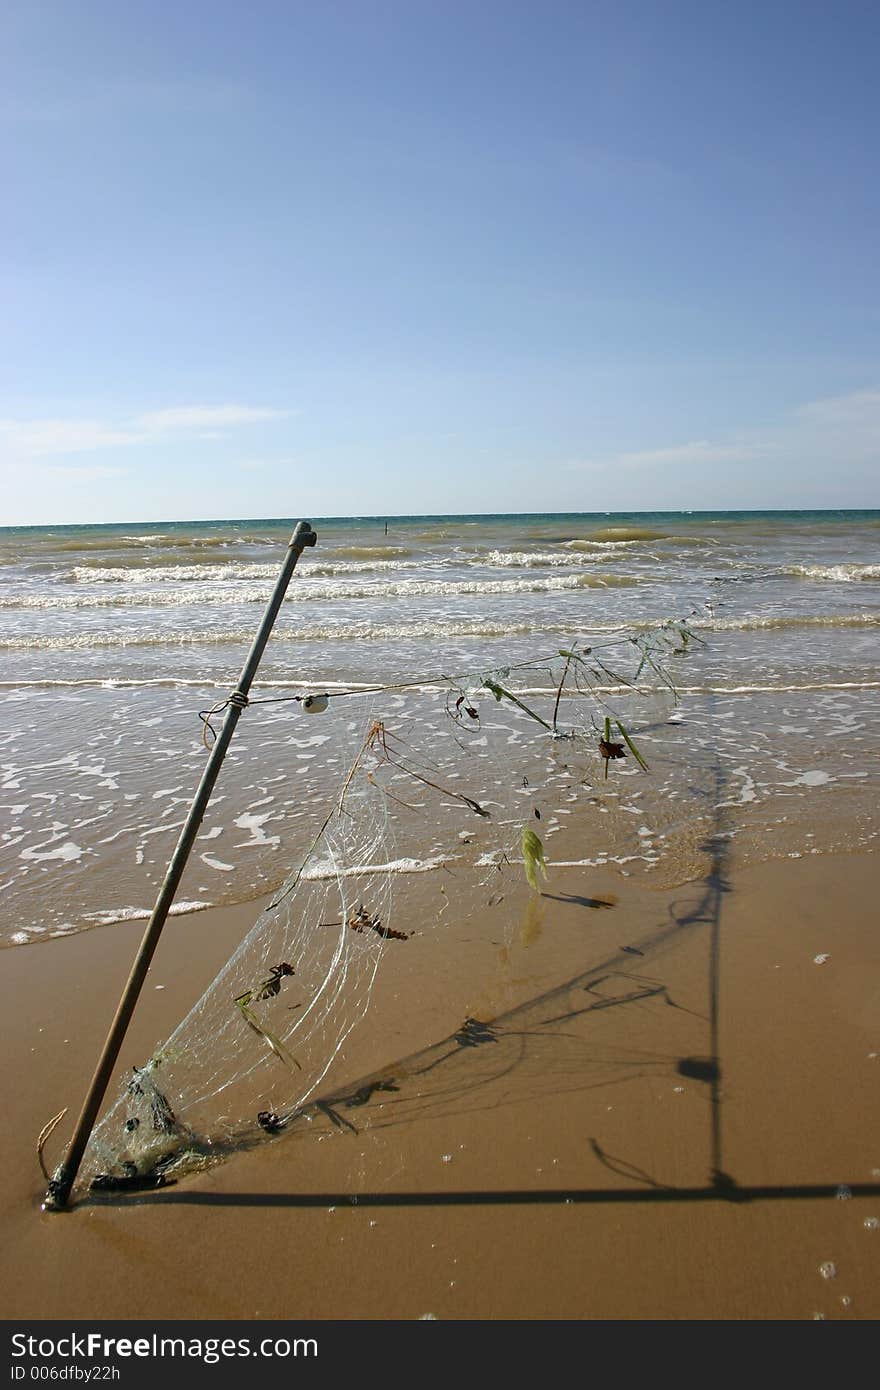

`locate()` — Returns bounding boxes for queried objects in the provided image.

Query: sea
[2,510,878,949]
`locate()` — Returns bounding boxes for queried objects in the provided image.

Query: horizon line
[3,505,880,532]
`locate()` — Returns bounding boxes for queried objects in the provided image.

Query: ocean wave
[693,612,880,631]
[472,548,634,567]
[305,560,419,577]
[5,609,878,651]
[0,619,592,649]
[587,526,671,542]
[784,563,880,582]
[0,572,641,611]
[325,545,413,560]
[68,559,421,583]
[30,532,276,554]
[70,562,285,584]
[563,538,641,552]
[81,901,211,927]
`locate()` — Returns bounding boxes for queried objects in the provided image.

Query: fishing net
[82,625,690,1192]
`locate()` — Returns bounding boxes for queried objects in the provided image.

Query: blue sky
[2,0,878,524]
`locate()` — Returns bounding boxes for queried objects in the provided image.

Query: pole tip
[289,521,317,549]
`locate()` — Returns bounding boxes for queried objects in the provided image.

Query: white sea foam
[70,563,282,583]
[0,618,611,649]
[233,811,280,847]
[0,677,224,689]
[307,560,420,577]
[78,901,211,928]
[2,571,640,611]
[69,559,421,583]
[37,532,269,555]
[563,538,642,551]
[694,613,880,631]
[785,563,880,582]
[4,609,879,651]
[472,548,636,568]
[59,544,638,584]
[326,545,413,560]
[19,839,84,863]
[0,904,211,947]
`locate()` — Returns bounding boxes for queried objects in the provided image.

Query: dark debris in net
[454,1017,498,1048]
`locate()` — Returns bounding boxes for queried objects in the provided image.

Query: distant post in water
[42,520,318,1211]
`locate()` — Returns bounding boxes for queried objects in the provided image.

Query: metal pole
[43,520,317,1211]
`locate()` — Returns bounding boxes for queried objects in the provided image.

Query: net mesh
[82,627,686,1192]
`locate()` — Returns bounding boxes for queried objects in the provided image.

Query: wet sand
[2,850,879,1321]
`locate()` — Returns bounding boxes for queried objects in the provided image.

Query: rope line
[196,620,699,739]
[198,688,250,748]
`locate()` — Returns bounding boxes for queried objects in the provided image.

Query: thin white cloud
[0,405,289,459]
[614,440,752,469]
[238,456,300,472]
[794,388,880,435]
[585,387,880,478]
[0,419,144,456]
[138,405,288,432]
[35,464,129,482]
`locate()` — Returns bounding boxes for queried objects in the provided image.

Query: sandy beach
[4,846,878,1322]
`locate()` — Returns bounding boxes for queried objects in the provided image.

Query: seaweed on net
[83,626,688,1191]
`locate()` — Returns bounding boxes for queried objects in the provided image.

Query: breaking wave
[785,563,880,582]
[1,572,641,611]
[472,548,636,567]
[68,560,420,583]
[324,545,413,560]
[5,609,879,651]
